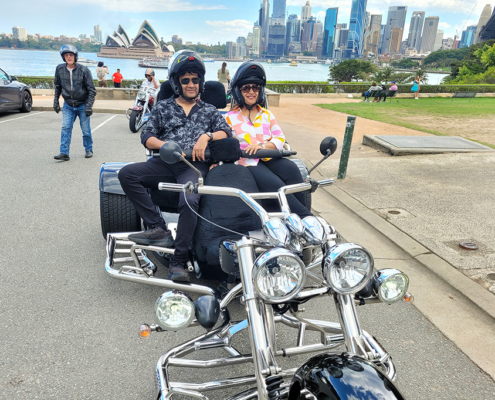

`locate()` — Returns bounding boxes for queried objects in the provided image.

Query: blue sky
[1,0,492,44]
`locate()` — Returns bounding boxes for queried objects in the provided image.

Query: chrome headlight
[263,218,290,247]
[253,248,306,303]
[374,269,409,304]
[302,216,326,245]
[154,291,195,331]
[285,213,304,236]
[137,90,146,100]
[323,243,374,294]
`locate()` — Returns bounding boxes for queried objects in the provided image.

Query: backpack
[96,67,106,81]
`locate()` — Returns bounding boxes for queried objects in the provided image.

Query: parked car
[0,67,32,113]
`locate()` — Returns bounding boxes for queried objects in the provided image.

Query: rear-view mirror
[320,137,338,156]
[159,142,182,164]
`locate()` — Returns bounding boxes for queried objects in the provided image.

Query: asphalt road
[1,111,494,399]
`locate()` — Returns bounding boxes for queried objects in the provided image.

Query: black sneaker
[85,151,93,158]
[128,226,174,247]
[167,259,190,282]
[54,153,70,161]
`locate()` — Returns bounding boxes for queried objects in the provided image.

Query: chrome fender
[288,353,405,400]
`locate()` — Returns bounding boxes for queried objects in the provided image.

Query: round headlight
[154,291,195,331]
[323,243,374,294]
[302,216,326,245]
[253,248,306,303]
[374,269,409,304]
[137,90,146,100]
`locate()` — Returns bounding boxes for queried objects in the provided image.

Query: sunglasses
[240,84,261,93]
[180,77,200,85]
[145,74,151,78]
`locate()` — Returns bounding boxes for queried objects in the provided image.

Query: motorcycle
[104,137,412,400]
[126,85,158,133]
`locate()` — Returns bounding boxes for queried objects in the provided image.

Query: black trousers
[248,158,312,218]
[118,158,209,263]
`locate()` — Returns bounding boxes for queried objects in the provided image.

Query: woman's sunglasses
[240,84,261,93]
[180,77,201,85]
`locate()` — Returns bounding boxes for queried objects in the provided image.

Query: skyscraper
[345,0,368,59]
[301,16,317,52]
[474,4,493,44]
[12,26,28,41]
[262,0,270,52]
[389,28,403,53]
[381,6,407,54]
[322,8,338,58]
[420,16,439,53]
[459,25,477,48]
[272,0,286,21]
[434,30,443,51]
[286,15,301,53]
[364,14,381,54]
[268,23,286,56]
[407,12,425,50]
[301,1,312,24]
[252,25,262,56]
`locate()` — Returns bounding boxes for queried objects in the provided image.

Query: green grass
[316,98,495,149]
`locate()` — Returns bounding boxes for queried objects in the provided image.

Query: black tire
[20,91,32,113]
[129,110,142,133]
[100,192,141,239]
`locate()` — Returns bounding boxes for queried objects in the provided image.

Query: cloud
[205,19,254,40]
[439,22,451,29]
[47,0,226,12]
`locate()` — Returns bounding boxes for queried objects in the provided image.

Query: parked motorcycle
[103,137,412,400]
[126,86,158,133]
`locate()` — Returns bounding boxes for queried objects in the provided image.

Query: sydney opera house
[97,20,174,59]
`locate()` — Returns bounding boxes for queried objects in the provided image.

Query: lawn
[316,98,495,148]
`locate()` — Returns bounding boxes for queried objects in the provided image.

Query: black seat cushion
[193,163,261,267]
[201,81,227,109]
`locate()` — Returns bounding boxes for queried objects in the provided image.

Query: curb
[317,176,495,321]
[32,106,127,114]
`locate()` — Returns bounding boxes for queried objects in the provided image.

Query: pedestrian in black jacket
[53,44,96,161]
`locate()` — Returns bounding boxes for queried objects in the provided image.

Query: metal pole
[338,116,356,180]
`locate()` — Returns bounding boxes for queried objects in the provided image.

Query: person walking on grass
[412,76,421,99]
[53,44,95,161]
[112,69,123,88]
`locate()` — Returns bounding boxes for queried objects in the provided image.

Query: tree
[390,72,414,84]
[370,66,395,83]
[390,58,419,69]
[329,59,376,82]
[303,51,313,56]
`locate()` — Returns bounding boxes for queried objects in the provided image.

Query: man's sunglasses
[145,74,151,78]
[181,77,201,85]
[240,84,261,93]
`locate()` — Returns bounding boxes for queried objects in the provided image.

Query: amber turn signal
[403,292,414,303]
[139,324,151,338]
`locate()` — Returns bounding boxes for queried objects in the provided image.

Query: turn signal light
[403,292,414,303]
[139,324,151,338]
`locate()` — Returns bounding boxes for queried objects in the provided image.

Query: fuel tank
[288,353,405,400]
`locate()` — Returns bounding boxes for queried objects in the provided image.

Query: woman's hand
[245,144,264,155]
[209,163,218,170]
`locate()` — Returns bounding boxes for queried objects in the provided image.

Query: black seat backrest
[157,80,175,103]
[193,163,261,268]
[201,81,227,109]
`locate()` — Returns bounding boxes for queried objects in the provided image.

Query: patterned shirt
[226,105,285,166]
[141,96,232,151]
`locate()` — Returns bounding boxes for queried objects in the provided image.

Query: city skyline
[1,0,493,45]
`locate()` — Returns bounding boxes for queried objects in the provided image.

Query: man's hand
[85,107,93,117]
[192,134,210,161]
[53,102,61,114]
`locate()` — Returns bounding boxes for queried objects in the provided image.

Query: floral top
[226,105,285,166]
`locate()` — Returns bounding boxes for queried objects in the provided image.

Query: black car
[0,67,32,113]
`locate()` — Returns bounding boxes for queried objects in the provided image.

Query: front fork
[236,237,279,399]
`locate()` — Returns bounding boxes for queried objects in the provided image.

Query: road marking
[92,115,118,133]
[0,111,44,124]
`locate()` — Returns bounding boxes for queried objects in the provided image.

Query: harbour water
[0,49,448,84]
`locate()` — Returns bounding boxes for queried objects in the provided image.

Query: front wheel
[129,110,142,133]
[20,91,32,113]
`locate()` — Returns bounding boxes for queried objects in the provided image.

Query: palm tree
[415,68,429,84]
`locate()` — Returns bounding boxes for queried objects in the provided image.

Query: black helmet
[145,68,155,77]
[168,50,206,100]
[60,44,78,63]
[230,60,267,108]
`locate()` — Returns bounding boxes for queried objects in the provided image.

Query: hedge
[16,76,142,89]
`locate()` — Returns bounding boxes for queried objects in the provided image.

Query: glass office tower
[346,0,368,58]
[322,8,338,58]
